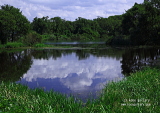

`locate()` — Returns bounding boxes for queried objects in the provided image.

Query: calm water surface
[18,50,123,100]
[0,46,160,101]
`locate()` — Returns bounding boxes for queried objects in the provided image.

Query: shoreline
[0,67,159,112]
[0,45,159,50]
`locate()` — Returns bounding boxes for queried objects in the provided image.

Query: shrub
[23,31,42,46]
[34,43,46,47]
[4,42,24,48]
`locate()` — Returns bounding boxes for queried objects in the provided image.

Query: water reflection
[44,41,106,48]
[19,51,123,100]
[0,47,160,101]
[0,50,32,82]
[45,41,105,45]
[121,48,160,75]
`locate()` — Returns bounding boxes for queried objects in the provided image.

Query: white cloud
[0,0,144,21]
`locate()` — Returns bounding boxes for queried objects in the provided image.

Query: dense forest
[0,0,160,46]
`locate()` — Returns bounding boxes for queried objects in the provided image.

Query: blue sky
[0,0,144,21]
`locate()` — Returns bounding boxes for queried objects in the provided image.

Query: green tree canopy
[31,16,50,35]
[0,4,30,44]
[0,10,15,44]
[122,2,160,45]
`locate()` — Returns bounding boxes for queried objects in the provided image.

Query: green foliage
[23,31,42,46]
[41,34,57,42]
[31,16,50,35]
[107,36,131,46]
[1,2,160,46]
[34,43,54,48]
[0,9,15,44]
[0,44,5,49]
[0,42,24,49]
[0,82,83,113]
[5,42,24,48]
[99,67,160,112]
[0,5,30,44]
[34,43,46,47]
[122,2,160,45]
[0,68,159,112]
[30,15,125,43]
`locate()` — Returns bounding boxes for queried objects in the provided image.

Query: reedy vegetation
[0,68,159,112]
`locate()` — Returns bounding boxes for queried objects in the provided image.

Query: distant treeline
[0,0,160,46]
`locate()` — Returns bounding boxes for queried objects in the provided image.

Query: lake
[0,43,160,101]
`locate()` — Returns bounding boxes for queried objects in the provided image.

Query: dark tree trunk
[0,32,7,44]
[11,32,14,42]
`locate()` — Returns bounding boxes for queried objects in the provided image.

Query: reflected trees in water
[0,50,32,82]
[0,47,160,82]
[121,48,160,76]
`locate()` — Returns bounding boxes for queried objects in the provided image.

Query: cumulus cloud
[22,53,123,92]
[0,0,144,21]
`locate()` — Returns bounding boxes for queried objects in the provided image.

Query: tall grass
[98,67,160,112]
[0,82,84,113]
[0,67,159,112]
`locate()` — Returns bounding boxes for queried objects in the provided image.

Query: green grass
[0,42,54,49]
[0,42,25,49]
[0,67,159,113]
[34,43,54,48]
[98,67,160,112]
[0,83,84,113]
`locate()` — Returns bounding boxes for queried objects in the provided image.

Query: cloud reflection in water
[21,53,123,98]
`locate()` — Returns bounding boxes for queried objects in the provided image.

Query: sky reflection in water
[17,52,123,100]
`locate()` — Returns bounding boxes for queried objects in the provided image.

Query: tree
[122,2,160,45]
[23,31,42,46]
[32,16,50,35]
[63,20,74,37]
[122,3,146,45]
[143,0,160,44]
[93,17,108,39]
[0,10,15,44]
[0,4,30,44]
[144,0,160,9]
[106,15,123,37]
[50,17,65,36]
[73,17,100,40]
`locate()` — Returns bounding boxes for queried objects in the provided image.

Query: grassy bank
[0,42,25,49]
[0,42,55,49]
[0,42,107,50]
[0,68,159,113]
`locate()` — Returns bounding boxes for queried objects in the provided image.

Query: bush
[41,34,59,42]
[106,35,131,46]
[7,42,23,48]
[23,31,42,46]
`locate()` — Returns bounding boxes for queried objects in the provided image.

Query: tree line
[30,15,124,42]
[0,0,160,46]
